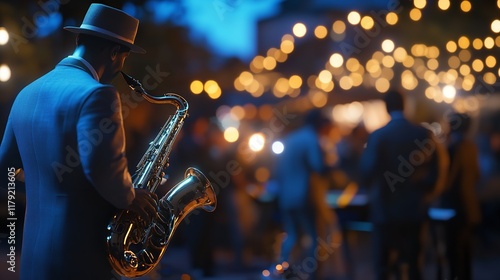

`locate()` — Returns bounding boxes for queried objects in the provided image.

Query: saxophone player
[0,3,157,280]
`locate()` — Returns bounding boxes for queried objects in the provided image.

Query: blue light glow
[124,0,391,60]
[35,12,63,38]
[180,0,281,60]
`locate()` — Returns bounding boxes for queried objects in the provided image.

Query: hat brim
[64,26,146,54]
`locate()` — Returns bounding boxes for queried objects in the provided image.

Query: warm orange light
[255,167,270,183]
[472,38,483,50]
[386,12,398,25]
[360,16,375,29]
[347,11,361,25]
[318,70,333,84]
[0,27,8,45]
[446,41,458,53]
[280,40,294,54]
[224,127,239,143]
[289,75,303,89]
[0,64,11,82]
[375,78,390,93]
[332,20,346,34]
[486,56,497,68]
[461,1,472,12]
[263,56,277,70]
[484,37,495,49]
[329,53,344,68]
[293,23,307,37]
[381,39,395,53]
[190,80,203,94]
[314,25,328,39]
[414,0,427,9]
[337,182,358,208]
[239,71,254,86]
[438,0,451,10]
[409,8,422,21]
[458,36,470,49]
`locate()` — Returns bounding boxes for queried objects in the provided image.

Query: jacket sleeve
[77,86,135,209]
[306,132,326,174]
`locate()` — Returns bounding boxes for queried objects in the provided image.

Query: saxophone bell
[107,167,216,277]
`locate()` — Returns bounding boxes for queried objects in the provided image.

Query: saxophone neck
[121,71,188,111]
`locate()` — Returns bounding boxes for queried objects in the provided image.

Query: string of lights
[196,0,500,146]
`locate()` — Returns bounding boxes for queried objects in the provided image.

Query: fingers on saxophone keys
[149,192,158,202]
[149,198,159,220]
[148,194,158,215]
[137,209,154,225]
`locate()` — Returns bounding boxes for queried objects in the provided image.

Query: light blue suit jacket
[0,57,135,279]
[274,125,325,210]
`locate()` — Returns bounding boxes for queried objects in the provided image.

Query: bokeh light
[272,141,284,154]
[0,64,11,82]
[0,27,9,45]
[292,23,307,37]
[224,127,239,143]
[347,11,361,25]
[249,133,265,152]
[190,80,203,94]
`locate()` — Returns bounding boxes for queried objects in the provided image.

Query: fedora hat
[64,3,145,54]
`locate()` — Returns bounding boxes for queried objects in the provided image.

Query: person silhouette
[273,109,331,280]
[438,112,481,280]
[359,89,448,280]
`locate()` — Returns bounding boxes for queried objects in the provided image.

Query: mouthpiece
[121,71,142,90]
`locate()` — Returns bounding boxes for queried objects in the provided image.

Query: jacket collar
[389,111,405,120]
[57,56,99,81]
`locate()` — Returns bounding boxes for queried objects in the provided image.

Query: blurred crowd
[143,90,500,280]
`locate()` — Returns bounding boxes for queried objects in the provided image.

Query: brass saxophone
[106,72,217,278]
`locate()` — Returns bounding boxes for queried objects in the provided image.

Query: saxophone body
[106,72,217,278]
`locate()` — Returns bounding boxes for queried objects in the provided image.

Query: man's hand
[15,168,25,182]
[127,188,158,222]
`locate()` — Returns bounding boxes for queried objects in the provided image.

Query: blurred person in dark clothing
[273,109,331,280]
[477,113,500,250]
[359,89,448,280]
[336,123,369,185]
[438,112,481,280]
